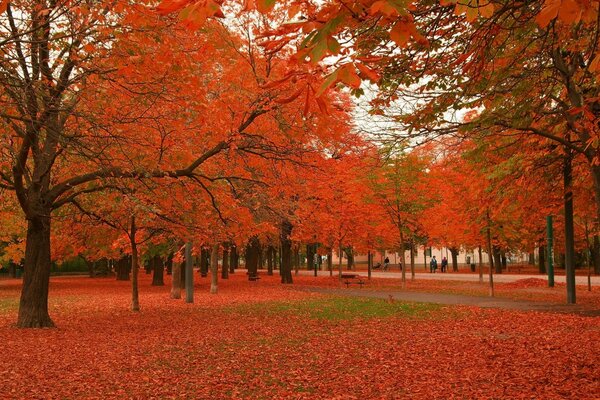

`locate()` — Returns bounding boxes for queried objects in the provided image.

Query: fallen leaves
[0,273,598,398]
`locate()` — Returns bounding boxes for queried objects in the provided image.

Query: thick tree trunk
[152,255,164,286]
[130,215,140,312]
[280,221,293,284]
[528,252,535,265]
[327,249,333,277]
[210,244,218,294]
[17,215,54,328]
[450,247,459,272]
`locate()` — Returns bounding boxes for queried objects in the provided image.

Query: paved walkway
[296,269,600,285]
[301,287,600,316]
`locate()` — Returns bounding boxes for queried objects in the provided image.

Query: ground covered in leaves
[0,273,598,399]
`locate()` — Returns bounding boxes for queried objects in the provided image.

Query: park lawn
[0,273,598,399]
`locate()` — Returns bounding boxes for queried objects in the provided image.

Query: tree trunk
[307,243,315,271]
[152,255,164,286]
[564,151,576,303]
[327,249,333,277]
[166,253,173,275]
[210,244,219,294]
[410,241,415,281]
[229,245,237,273]
[486,209,495,297]
[344,247,355,271]
[528,252,535,265]
[592,236,600,275]
[185,242,193,303]
[267,246,274,276]
[539,245,546,274]
[17,215,54,328]
[222,244,229,279]
[246,237,260,279]
[450,247,459,272]
[116,256,130,281]
[478,246,483,283]
[200,248,209,277]
[493,246,502,274]
[8,262,17,279]
[170,256,181,299]
[293,245,299,276]
[130,215,140,312]
[280,220,293,284]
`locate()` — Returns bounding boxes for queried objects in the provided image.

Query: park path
[299,287,600,317]
[296,269,600,285]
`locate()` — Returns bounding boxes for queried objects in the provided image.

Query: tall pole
[546,216,555,288]
[185,242,193,303]
[486,209,494,297]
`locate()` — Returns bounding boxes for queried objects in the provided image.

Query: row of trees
[1,0,599,328]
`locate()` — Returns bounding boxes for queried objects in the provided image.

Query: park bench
[248,274,261,281]
[341,273,366,288]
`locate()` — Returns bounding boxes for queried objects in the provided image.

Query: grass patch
[0,298,19,313]
[224,296,442,321]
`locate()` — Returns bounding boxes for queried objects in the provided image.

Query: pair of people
[430,256,449,273]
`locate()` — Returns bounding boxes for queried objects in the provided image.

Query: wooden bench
[341,273,366,288]
[248,274,261,281]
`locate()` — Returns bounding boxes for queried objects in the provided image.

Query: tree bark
[267,246,274,276]
[152,255,165,286]
[450,247,459,272]
[344,247,355,271]
[493,246,502,274]
[410,241,415,281]
[166,253,173,275]
[210,244,218,294]
[538,245,546,274]
[200,248,209,277]
[116,256,130,281]
[130,215,140,312]
[222,244,229,279]
[229,245,237,273]
[17,214,54,328]
[170,256,182,299]
[564,151,576,303]
[592,236,600,275]
[307,244,315,271]
[280,220,293,284]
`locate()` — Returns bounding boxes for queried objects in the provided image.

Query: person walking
[383,256,390,271]
[430,256,438,273]
[441,256,448,273]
